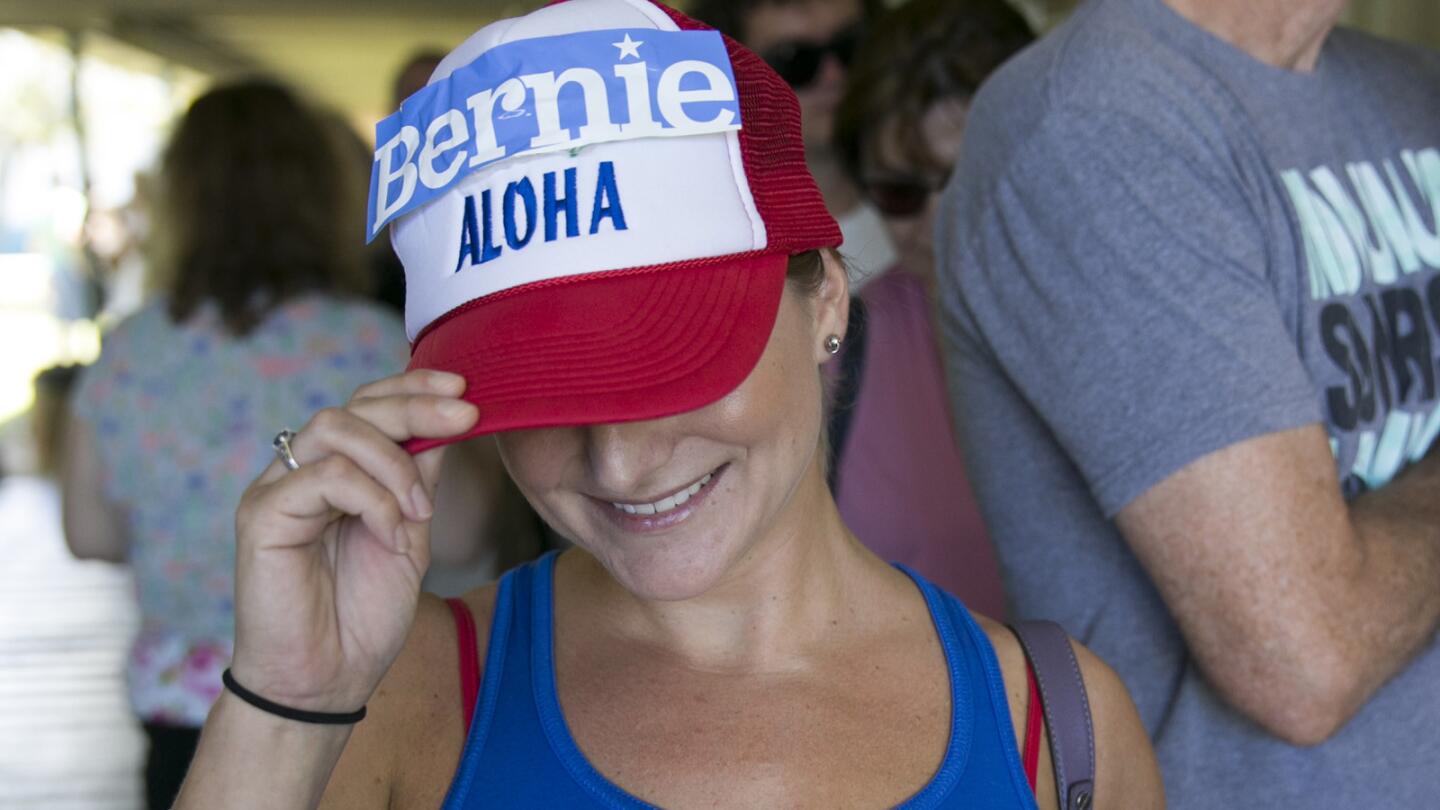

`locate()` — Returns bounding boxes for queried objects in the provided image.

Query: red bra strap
[1023,657,1044,791]
[446,597,481,736]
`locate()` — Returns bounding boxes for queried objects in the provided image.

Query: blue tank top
[440,552,1038,809]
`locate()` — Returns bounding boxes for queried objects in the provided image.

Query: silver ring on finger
[272,429,301,471]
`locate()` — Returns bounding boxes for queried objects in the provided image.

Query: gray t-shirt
[938,0,1440,805]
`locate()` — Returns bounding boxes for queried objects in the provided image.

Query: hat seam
[447,267,745,402]
[409,249,783,350]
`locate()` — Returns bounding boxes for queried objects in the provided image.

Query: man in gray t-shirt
[939,0,1440,805]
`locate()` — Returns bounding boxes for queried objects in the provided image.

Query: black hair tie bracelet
[222,668,367,725]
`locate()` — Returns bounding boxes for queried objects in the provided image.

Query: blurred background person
[690,0,897,287]
[365,48,447,315]
[938,0,1440,804]
[391,49,444,109]
[822,0,1035,617]
[835,0,1034,305]
[60,78,413,810]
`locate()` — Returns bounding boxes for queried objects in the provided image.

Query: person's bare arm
[1117,423,1440,746]
[175,695,355,810]
[60,414,130,563]
[985,619,1164,809]
[180,585,495,810]
[428,437,508,569]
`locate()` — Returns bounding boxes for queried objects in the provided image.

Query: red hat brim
[404,250,788,453]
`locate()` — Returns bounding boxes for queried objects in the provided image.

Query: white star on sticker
[613,33,644,60]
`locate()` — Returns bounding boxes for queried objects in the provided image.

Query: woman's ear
[813,248,851,364]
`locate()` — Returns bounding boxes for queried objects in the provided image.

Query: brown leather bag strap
[1010,620,1096,810]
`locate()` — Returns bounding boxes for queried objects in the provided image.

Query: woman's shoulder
[318,584,501,810]
[88,299,175,357]
[956,601,1125,721]
[970,610,1164,810]
[383,585,502,731]
[387,584,502,698]
[72,301,175,413]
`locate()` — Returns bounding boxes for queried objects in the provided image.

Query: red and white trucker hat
[369,0,840,451]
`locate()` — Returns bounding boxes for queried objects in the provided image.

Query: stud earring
[824,334,842,355]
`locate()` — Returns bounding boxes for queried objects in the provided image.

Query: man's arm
[941,99,1440,747]
[428,437,510,569]
[61,414,130,563]
[1116,423,1440,745]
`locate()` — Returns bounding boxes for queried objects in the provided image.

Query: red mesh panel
[653,1,843,254]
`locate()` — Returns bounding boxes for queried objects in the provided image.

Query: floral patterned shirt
[72,295,410,725]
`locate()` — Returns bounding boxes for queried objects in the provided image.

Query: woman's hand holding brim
[230,369,479,715]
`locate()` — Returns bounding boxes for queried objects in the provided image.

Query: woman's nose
[583,421,676,495]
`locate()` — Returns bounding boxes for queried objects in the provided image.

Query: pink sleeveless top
[833,267,1006,618]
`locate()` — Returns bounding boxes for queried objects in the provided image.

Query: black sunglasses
[759,25,862,89]
[863,172,952,218]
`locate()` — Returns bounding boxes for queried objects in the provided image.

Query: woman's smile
[589,464,729,534]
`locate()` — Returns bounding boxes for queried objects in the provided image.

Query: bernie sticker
[368,28,742,240]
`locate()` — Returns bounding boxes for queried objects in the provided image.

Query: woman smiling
[173,1,1162,808]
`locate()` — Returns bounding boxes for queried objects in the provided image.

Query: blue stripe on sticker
[367,27,741,241]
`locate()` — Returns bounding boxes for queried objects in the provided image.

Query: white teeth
[611,472,713,516]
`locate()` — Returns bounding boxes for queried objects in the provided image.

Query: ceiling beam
[107,14,257,76]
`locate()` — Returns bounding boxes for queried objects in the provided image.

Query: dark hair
[392,50,446,109]
[833,0,1034,181]
[688,0,878,44]
[785,248,827,296]
[158,79,368,336]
